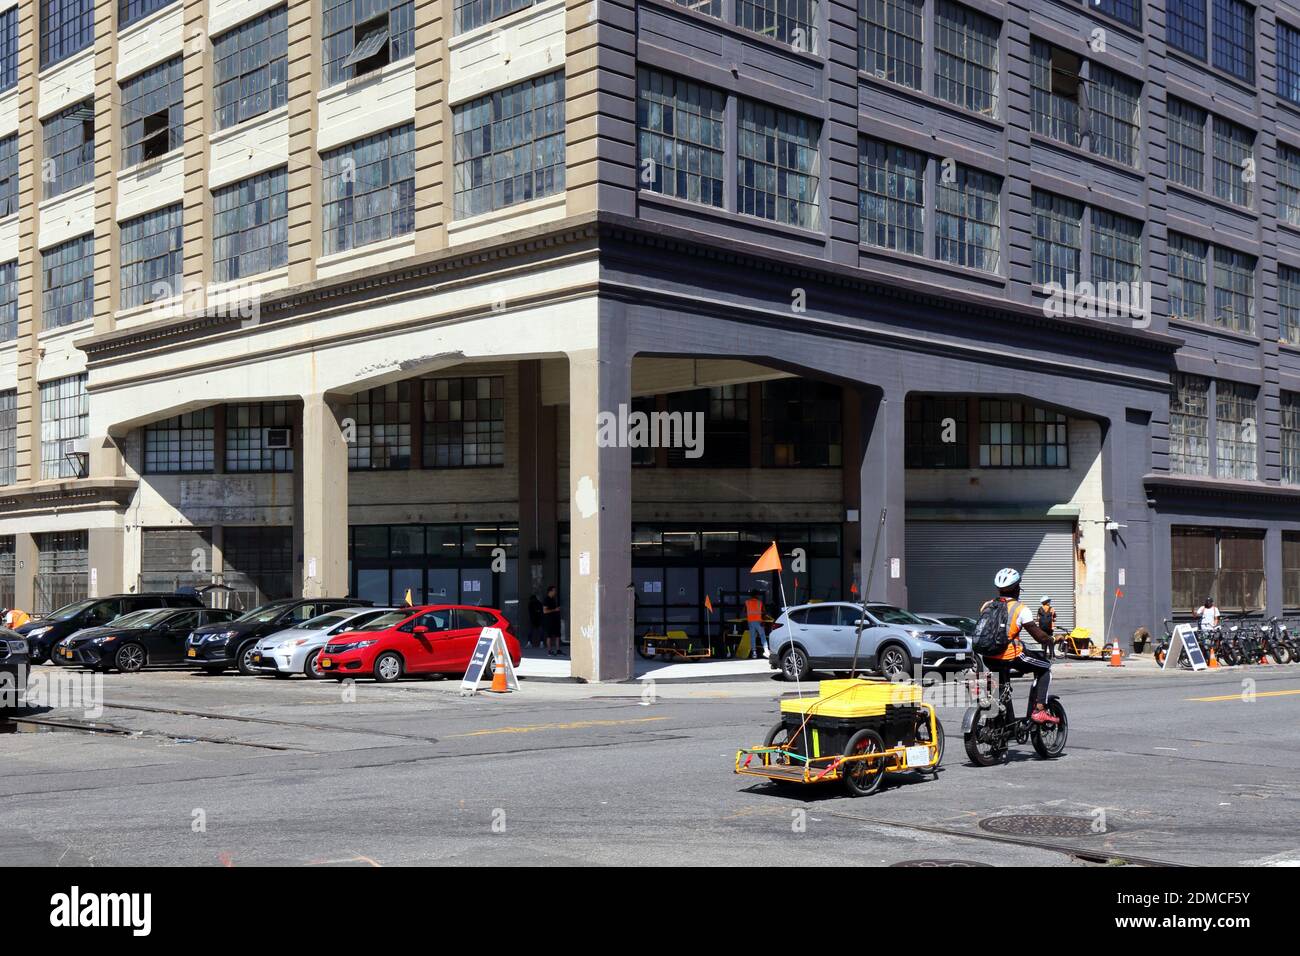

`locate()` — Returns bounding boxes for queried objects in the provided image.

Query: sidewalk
[515,644,775,683]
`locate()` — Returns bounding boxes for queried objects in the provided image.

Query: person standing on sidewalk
[1037,596,1057,658]
[745,590,767,660]
[543,585,564,656]
[526,592,545,648]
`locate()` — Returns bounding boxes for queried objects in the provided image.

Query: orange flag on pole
[704,594,713,613]
[750,541,783,574]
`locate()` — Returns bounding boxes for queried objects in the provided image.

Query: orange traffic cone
[1208,647,1219,668]
[488,645,510,693]
[1259,651,1272,665]
[1108,641,1124,667]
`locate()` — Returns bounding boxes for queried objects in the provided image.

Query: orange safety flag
[850,581,858,595]
[704,594,714,613]
[404,588,414,606]
[1115,589,1124,599]
[750,541,783,574]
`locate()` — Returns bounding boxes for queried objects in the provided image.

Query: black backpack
[972,599,1011,657]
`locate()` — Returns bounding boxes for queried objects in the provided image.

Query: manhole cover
[891,859,992,867]
[979,814,1100,838]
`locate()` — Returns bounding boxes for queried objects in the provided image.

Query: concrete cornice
[1144,473,1300,504]
[0,477,138,516]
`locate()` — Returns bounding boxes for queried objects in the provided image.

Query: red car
[316,605,520,682]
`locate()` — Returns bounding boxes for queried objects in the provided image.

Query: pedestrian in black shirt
[527,593,545,648]
[543,585,563,656]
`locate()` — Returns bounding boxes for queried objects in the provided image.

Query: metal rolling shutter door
[904,521,1076,631]
[141,528,213,592]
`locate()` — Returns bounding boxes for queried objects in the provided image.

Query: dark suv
[51,607,241,672]
[186,598,371,675]
[0,626,29,716]
[20,593,204,664]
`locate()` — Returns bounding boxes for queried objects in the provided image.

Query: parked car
[767,602,970,682]
[20,593,205,664]
[50,607,240,672]
[185,598,371,675]
[251,607,396,679]
[917,613,978,636]
[317,605,520,683]
[0,627,29,716]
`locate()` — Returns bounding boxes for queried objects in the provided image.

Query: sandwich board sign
[1163,623,1208,671]
[460,627,519,695]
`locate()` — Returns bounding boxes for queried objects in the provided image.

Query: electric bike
[962,657,1068,766]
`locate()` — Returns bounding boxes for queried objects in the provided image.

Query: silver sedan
[251,607,395,679]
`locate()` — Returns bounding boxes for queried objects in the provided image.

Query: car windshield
[867,605,926,626]
[237,603,290,623]
[351,611,410,632]
[942,617,976,631]
[45,600,99,622]
[299,609,359,630]
[119,608,176,629]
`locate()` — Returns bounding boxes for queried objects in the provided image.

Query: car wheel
[304,650,325,680]
[114,643,146,673]
[878,644,912,681]
[236,643,261,676]
[780,645,811,682]
[374,652,403,683]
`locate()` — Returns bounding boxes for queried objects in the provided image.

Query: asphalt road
[2,663,1299,866]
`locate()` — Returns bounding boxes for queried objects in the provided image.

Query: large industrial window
[213,167,289,282]
[934,0,998,117]
[1089,65,1140,167]
[1282,392,1300,486]
[1030,190,1082,288]
[1215,381,1257,481]
[1170,373,1210,476]
[346,383,412,470]
[41,100,95,200]
[904,395,967,469]
[0,390,14,486]
[858,137,924,255]
[213,6,288,130]
[119,204,183,310]
[1093,0,1140,28]
[0,260,13,343]
[119,0,178,29]
[122,57,183,167]
[935,164,1000,273]
[0,536,12,608]
[452,71,565,219]
[1280,144,1300,227]
[454,0,536,35]
[422,376,505,468]
[1089,210,1141,286]
[0,134,16,218]
[1167,0,1207,61]
[40,0,93,69]
[636,68,726,209]
[144,410,215,474]
[1167,233,1208,325]
[736,98,821,229]
[1166,98,1206,191]
[1211,0,1254,82]
[860,0,922,89]
[0,8,16,93]
[322,0,414,87]
[1281,22,1300,106]
[223,526,293,608]
[1030,41,1082,148]
[978,400,1068,468]
[36,531,88,614]
[322,124,415,255]
[666,385,750,467]
[226,402,294,473]
[1212,246,1254,334]
[1211,116,1252,207]
[735,0,820,53]
[41,234,94,331]
[1281,265,1300,347]
[39,374,88,480]
[761,379,841,467]
[1217,529,1265,612]
[1286,532,1300,610]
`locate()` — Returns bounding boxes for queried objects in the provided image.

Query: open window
[344,14,390,78]
[141,109,171,160]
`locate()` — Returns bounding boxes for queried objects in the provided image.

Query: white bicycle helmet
[994,567,1022,588]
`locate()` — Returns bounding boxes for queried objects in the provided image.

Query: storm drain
[978,814,1101,838]
[891,859,992,867]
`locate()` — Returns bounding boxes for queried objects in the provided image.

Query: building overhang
[0,478,139,519]
[1143,473,1300,507]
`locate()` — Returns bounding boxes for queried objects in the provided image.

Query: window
[322,124,415,255]
[1215,381,1256,480]
[1170,373,1209,476]
[1211,116,1252,207]
[1093,0,1140,28]
[1168,0,1207,60]
[1090,210,1141,286]
[1171,527,1264,614]
[1030,41,1082,147]
[737,98,821,229]
[978,400,1069,467]
[35,530,88,613]
[120,204,183,309]
[1281,265,1300,347]
[422,376,505,467]
[223,526,293,606]
[735,0,820,53]
[144,410,215,473]
[226,402,294,472]
[40,0,94,69]
[1167,233,1207,324]
[1282,392,1300,485]
[666,385,750,467]
[1089,65,1140,167]
[1280,144,1300,227]
[41,100,95,200]
[452,71,565,219]
[0,134,16,218]
[454,0,536,35]
[213,6,288,130]
[213,167,289,282]
[0,8,16,93]
[1031,190,1082,287]
[323,0,414,87]
[1167,98,1206,191]
[761,379,841,467]
[41,234,94,331]
[858,137,924,254]
[0,260,14,343]
[935,163,1000,273]
[1212,246,1254,334]
[39,374,88,480]
[119,0,177,30]
[1167,238,1253,333]
[860,0,922,89]
[905,395,967,468]
[637,68,726,208]
[0,390,14,486]
[1211,0,1253,81]
[1286,532,1300,610]
[346,383,412,470]
[1281,23,1300,106]
[934,0,999,117]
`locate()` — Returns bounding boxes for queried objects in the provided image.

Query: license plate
[252,653,261,662]
[62,649,71,658]
[645,645,655,654]
[955,652,966,661]
[187,648,196,657]
[321,658,332,668]
[904,745,931,768]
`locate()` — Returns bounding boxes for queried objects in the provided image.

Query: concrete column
[567,347,633,682]
[1265,527,1284,619]
[299,394,349,598]
[859,386,906,606]
[92,0,121,334]
[1100,410,1155,651]
[412,0,446,252]
[14,532,37,612]
[15,0,41,483]
[88,528,125,597]
[181,0,213,310]
[285,0,321,286]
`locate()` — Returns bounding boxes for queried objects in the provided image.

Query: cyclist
[980,568,1057,724]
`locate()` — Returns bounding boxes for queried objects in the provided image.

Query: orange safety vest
[6,609,29,629]
[986,598,1025,661]
[745,598,763,623]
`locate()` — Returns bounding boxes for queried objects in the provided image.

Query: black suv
[0,626,29,716]
[20,593,204,664]
[186,598,371,675]
[51,607,241,672]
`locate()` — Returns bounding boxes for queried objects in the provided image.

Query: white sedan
[251,607,395,679]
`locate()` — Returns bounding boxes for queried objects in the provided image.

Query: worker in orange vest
[745,590,767,660]
[2,607,30,630]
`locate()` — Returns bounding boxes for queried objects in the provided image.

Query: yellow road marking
[449,716,668,737]
[1187,688,1300,702]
